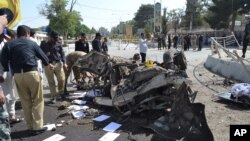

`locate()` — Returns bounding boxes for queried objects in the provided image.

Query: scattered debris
[93,115,111,122]
[99,132,120,141]
[67,105,89,111]
[72,99,87,105]
[72,111,86,119]
[103,122,122,132]
[62,49,213,140]
[43,134,66,141]
[44,124,56,131]
[144,83,214,141]
[57,101,71,110]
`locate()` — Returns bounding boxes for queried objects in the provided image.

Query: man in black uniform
[75,33,89,53]
[92,32,102,52]
[1,25,53,134]
[242,19,250,58]
[41,31,67,103]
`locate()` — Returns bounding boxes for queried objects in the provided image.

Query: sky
[21,0,186,31]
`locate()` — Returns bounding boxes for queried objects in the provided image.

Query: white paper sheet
[72,100,86,105]
[103,122,122,132]
[93,114,110,122]
[67,105,89,111]
[43,134,66,141]
[44,124,56,131]
[99,132,120,141]
[71,111,85,119]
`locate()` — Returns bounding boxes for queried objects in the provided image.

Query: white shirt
[139,38,148,53]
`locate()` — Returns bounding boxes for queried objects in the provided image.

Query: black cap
[49,31,59,40]
[96,32,101,37]
[81,33,86,37]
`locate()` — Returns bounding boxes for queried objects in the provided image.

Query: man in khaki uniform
[1,25,53,134]
[41,31,67,103]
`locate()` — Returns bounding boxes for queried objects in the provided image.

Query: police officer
[92,32,102,52]
[242,19,250,58]
[1,25,53,134]
[75,33,89,53]
[41,31,67,103]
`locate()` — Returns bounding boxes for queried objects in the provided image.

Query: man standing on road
[198,34,203,51]
[41,31,67,103]
[75,33,89,53]
[242,19,250,58]
[1,25,53,134]
[139,33,148,63]
[92,32,102,52]
[0,14,11,141]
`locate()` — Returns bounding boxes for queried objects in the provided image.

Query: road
[11,44,250,141]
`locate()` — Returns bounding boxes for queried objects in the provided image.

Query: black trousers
[198,42,202,50]
[140,53,146,63]
[242,34,249,55]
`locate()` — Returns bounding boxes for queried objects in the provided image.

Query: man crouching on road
[1,25,54,134]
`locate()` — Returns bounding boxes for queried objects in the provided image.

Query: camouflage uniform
[0,102,11,141]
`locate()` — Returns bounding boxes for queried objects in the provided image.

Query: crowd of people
[0,12,110,139]
[156,33,204,51]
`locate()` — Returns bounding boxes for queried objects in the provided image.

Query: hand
[63,64,68,71]
[47,63,54,70]
[0,76,4,83]
[0,90,5,106]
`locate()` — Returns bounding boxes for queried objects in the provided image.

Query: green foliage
[133,4,154,31]
[182,0,205,29]
[162,8,168,35]
[40,0,82,37]
[205,0,250,30]
[168,9,184,33]
[74,23,90,36]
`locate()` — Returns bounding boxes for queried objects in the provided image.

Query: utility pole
[154,0,155,33]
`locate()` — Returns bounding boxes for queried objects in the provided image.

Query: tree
[183,0,205,31]
[162,8,169,35]
[205,0,250,31]
[168,9,184,34]
[40,0,82,40]
[133,4,154,33]
[75,23,91,37]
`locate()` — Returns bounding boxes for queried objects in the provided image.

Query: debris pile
[62,49,214,140]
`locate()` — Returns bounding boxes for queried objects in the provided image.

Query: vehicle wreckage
[64,49,214,140]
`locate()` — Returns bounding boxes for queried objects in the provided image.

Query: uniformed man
[1,25,53,135]
[0,12,11,141]
[75,33,89,53]
[41,31,67,103]
[92,32,102,52]
[242,18,250,58]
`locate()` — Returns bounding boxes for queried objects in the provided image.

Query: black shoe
[242,54,245,58]
[31,127,48,135]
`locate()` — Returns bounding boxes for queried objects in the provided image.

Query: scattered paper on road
[93,114,110,122]
[72,100,86,105]
[43,134,66,141]
[44,124,56,131]
[103,122,121,132]
[67,105,89,111]
[69,91,87,99]
[99,132,120,141]
[72,111,86,119]
[86,89,103,97]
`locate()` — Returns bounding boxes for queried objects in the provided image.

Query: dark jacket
[92,38,101,52]
[101,41,108,52]
[75,40,89,53]
[40,41,65,63]
[1,37,49,73]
